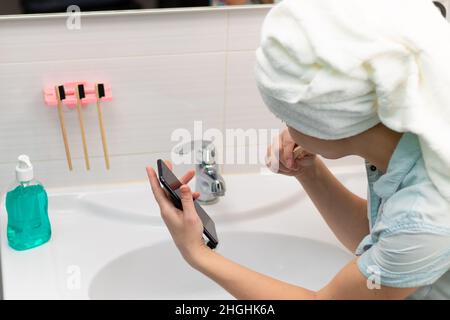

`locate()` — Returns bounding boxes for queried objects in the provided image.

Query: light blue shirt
[356,133,450,299]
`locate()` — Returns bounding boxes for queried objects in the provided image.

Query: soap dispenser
[5,155,51,250]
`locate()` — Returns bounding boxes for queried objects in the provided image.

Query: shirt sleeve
[357,226,450,288]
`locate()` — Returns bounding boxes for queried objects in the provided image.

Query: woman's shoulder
[381,156,450,234]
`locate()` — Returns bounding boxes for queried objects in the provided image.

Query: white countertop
[0,168,366,299]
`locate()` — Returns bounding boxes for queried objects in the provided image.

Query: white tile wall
[224,51,284,134]
[0,53,226,163]
[0,10,228,63]
[227,8,268,51]
[0,5,375,190]
[0,7,273,190]
[0,152,194,190]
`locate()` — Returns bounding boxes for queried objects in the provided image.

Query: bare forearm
[191,248,316,300]
[190,250,416,300]
[296,158,369,252]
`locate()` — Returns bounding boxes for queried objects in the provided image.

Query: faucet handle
[200,142,216,165]
[174,140,217,165]
[210,175,225,196]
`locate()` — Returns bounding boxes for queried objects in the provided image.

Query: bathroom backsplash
[0,7,281,190]
[5,2,443,190]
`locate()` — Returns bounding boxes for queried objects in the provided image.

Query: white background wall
[0,6,290,191]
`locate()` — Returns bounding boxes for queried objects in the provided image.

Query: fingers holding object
[180,185,199,223]
[180,169,195,185]
[281,136,296,169]
[146,166,171,210]
[164,159,173,171]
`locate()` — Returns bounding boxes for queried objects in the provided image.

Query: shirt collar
[373,133,422,199]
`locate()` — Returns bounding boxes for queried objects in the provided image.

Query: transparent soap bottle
[5,155,51,251]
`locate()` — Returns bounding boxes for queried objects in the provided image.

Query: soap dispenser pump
[5,155,51,250]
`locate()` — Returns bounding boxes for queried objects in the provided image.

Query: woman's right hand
[266,128,317,177]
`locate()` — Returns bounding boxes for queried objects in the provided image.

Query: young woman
[147,0,450,299]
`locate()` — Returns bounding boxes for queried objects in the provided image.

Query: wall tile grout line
[0,6,299,189]
[0,5,272,22]
[0,49,262,67]
[222,10,231,174]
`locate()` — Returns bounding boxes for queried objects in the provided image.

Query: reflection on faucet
[175,140,226,204]
[196,161,226,204]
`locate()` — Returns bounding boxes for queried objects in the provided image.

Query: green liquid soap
[5,183,51,251]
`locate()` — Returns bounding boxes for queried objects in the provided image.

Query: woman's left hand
[146,161,209,266]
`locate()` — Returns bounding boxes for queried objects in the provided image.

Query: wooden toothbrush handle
[54,86,73,171]
[293,145,309,159]
[75,87,90,170]
[96,98,110,170]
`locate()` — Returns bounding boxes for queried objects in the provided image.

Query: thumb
[180,185,196,215]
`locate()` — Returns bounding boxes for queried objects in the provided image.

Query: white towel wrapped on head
[255,0,450,200]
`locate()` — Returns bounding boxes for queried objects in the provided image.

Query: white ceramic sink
[75,173,311,225]
[89,232,352,300]
[0,168,366,300]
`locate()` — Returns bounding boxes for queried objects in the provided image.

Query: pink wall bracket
[44,82,112,109]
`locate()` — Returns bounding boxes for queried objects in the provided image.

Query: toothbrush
[54,85,73,171]
[293,145,309,159]
[75,84,91,170]
[95,83,110,170]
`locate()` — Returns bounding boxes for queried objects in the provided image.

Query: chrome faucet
[175,140,226,204]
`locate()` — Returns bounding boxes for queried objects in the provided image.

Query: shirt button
[370,165,377,172]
